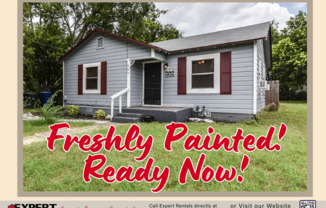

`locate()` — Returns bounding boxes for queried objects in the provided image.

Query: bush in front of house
[66,105,80,116]
[265,102,278,111]
[42,90,64,123]
[280,89,307,101]
[95,109,106,119]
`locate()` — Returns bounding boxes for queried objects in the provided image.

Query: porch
[111,106,193,123]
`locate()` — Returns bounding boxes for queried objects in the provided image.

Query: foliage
[34,99,41,108]
[23,97,30,109]
[94,109,106,119]
[265,103,278,111]
[66,105,80,116]
[268,11,307,100]
[243,119,258,125]
[23,3,182,95]
[280,90,307,101]
[42,90,64,123]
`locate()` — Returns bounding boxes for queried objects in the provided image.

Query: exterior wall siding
[162,44,254,114]
[64,33,257,116]
[130,61,143,106]
[63,32,152,109]
[256,39,266,112]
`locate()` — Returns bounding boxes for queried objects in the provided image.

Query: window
[86,67,98,89]
[186,54,220,93]
[192,59,214,88]
[97,37,104,48]
[83,62,101,93]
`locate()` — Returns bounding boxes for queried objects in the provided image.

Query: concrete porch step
[111,116,142,123]
[116,112,144,119]
[112,112,145,123]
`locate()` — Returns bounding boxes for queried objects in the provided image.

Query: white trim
[63,60,65,107]
[253,41,257,114]
[186,53,220,94]
[83,62,101,94]
[126,59,131,107]
[142,60,163,106]
[161,61,164,106]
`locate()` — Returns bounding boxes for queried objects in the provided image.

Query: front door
[144,62,161,105]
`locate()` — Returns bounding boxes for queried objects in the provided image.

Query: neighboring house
[59,22,272,123]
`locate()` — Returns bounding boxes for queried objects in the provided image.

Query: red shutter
[101,61,107,95]
[78,64,83,95]
[178,57,187,95]
[220,52,232,94]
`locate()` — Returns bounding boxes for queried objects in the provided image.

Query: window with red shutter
[220,51,232,94]
[186,54,220,94]
[81,62,102,94]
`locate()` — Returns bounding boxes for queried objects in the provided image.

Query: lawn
[23,119,94,137]
[23,102,307,192]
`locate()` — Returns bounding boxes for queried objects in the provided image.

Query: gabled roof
[59,22,271,63]
[151,22,271,52]
[58,29,169,62]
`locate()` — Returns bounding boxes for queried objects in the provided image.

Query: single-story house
[59,22,272,123]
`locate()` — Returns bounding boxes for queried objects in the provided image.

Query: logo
[300,200,316,208]
[8,204,57,208]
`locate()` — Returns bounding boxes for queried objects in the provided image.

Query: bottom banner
[1,200,322,208]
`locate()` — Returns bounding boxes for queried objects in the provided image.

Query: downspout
[253,41,258,115]
[127,58,131,107]
[126,58,135,108]
[62,60,65,107]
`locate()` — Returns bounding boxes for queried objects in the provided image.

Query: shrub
[42,90,64,123]
[280,89,307,101]
[95,109,106,119]
[244,120,257,125]
[66,105,80,116]
[296,91,307,101]
[265,102,278,111]
[34,99,41,108]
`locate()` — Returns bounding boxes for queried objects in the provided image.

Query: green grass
[23,119,94,137]
[23,102,307,192]
[23,107,43,114]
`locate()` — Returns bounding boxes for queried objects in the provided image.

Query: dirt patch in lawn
[23,120,122,145]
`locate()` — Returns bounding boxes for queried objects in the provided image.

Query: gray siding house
[59,22,272,123]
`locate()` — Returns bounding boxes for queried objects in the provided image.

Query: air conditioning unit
[259,80,268,89]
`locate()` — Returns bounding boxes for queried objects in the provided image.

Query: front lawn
[23,119,94,137]
[23,102,307,192]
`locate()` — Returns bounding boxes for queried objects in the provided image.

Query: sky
[155,2,307,37]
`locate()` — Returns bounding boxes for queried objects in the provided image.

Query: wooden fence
[265,80,279,110]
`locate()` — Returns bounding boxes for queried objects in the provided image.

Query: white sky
[155,2,307,37]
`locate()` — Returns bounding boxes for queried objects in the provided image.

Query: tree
[267,11,307,98]
[23,2,182,93]
[23,3,69,92]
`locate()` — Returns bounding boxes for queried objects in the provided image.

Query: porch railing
[110,87,130,119]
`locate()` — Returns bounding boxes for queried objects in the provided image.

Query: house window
[187,53,220,93]
[83,62,101,93]
[97,37,104,48]
[192,59,214,88]
[86,67,98,89]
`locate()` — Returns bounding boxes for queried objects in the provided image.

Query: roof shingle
[150,22,271,51]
